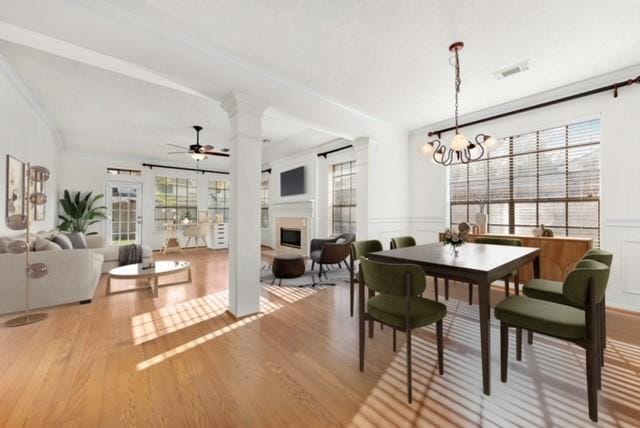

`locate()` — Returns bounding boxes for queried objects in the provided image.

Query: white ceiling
[1,0,640,158]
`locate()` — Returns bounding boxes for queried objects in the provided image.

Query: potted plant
[442,227,468,256]
[58,190,108,235]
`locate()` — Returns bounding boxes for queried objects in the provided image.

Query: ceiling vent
[494,61,530,79]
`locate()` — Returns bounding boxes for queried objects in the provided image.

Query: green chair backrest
[562,259,610,306]
[352,240,383,260]
[474,237,522,247]
[390,236,416,249]
[582,249,613,267]
[360,258,426,297]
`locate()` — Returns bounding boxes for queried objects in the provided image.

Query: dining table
[366,242,541,395]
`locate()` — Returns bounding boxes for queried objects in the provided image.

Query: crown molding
[410,62,640,137]
[0,52,63,149]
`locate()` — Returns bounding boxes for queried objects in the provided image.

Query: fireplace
[280,228,302,249]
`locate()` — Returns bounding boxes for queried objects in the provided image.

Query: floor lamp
[5,163,50,327]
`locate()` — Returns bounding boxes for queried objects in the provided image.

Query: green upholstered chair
[390,236,416,249]
[495,259,610,422]
[350,240,383,317]
[358,258,446,403]
[523,249,613,359]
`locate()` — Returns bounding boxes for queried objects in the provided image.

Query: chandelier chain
[454,47,461,133]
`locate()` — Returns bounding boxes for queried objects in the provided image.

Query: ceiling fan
[167,125,230,160]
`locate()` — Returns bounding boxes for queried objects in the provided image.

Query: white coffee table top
[109,261,191,279]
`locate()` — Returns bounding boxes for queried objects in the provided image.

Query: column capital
[221,92,268,118]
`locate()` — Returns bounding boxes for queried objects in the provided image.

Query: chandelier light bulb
[451,133,468,151]
[421,142,435,157]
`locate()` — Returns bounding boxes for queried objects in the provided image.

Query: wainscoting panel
[602,219,640,312]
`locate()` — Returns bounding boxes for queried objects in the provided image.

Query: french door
[106,182,142,245]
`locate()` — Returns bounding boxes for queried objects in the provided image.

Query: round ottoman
[271,254,306,286]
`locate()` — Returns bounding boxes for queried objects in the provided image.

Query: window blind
[450,118,600,246]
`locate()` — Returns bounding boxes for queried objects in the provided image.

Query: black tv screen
[280,166,305,196]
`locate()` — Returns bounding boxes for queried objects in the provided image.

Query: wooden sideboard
[438,233,593,283]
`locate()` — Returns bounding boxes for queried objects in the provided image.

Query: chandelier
[422,42,500,165]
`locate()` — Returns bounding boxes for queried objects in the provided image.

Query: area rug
[260,261,351,288]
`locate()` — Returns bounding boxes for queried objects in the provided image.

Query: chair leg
[311,261,315,271]
[528,330,533,344]
[278,278,282,286]
[437,320,444,375]
[185,237,192,248]
[587,342,599,422]
[434,277,439,302]
[444,278,449,300]
[406,328,412,403]
[468,282,473,305]
[350,281,355,317]
[504,278,510,297]
[516,328,523,361]
[500,322,509,383]
[515,272,520,295]
[271,277,275,285]
[368,289,374,339]
[393,328,397,352]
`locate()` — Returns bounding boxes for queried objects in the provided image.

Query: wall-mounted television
[280,166,305,196]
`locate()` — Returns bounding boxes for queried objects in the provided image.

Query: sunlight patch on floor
[349,300,640,428]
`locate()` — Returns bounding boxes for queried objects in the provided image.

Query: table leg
[188,268,192,283]
[152,276,159,297]
[478,279,491,395]
[358,275,365,372]
[106,276,112,295]
[533,255,541,279]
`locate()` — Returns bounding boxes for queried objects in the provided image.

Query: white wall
[0,59,59,237]
[408,65,640,312]
[57,151,229,250]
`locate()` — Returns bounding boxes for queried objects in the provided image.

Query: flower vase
[475,212,488,234]
[450,244,460,257]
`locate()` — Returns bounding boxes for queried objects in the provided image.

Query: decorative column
[221,93,267,318]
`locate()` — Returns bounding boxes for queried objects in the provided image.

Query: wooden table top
[369,243,540,280]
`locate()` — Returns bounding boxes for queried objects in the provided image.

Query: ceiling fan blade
[201,145,214,152]
[202,151,230,157]
[167,143,186,150]
[167,151,188,155]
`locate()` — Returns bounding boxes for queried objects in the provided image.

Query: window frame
[154,176,198,230]
[207,179,230,223]
[449,119,600,246]
[330,160,357,235]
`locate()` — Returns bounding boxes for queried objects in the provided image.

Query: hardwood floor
[1,248,639,427]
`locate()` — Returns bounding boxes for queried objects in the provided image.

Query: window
[450,118,600,246]
[107,167,141,176]
[154,176,198,230]
[208,180,230,222]
[261,181,269,228]
[330,160,357,235]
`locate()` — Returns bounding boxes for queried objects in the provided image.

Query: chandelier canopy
[423,42,501,166]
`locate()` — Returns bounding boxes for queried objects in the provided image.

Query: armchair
[309,233,355,286]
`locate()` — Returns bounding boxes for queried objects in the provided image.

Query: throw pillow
[0,237,11,253]
[66,232,88,249]
[52,233,73,250]
[35,236,62,251]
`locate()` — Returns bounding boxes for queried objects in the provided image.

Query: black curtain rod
[428,75,640,137]
[142,163,229,175]
[317,144,354,158]
[262,168,272,174]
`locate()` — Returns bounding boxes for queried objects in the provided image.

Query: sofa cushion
[34,236,62,252]
[0,237,10,253]
[67,232,88,249]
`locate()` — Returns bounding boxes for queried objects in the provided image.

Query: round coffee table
[107,261,192,297]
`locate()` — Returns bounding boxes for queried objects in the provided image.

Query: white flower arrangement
[442,228,468,248]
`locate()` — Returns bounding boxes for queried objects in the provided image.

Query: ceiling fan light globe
[191,153,207,161]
